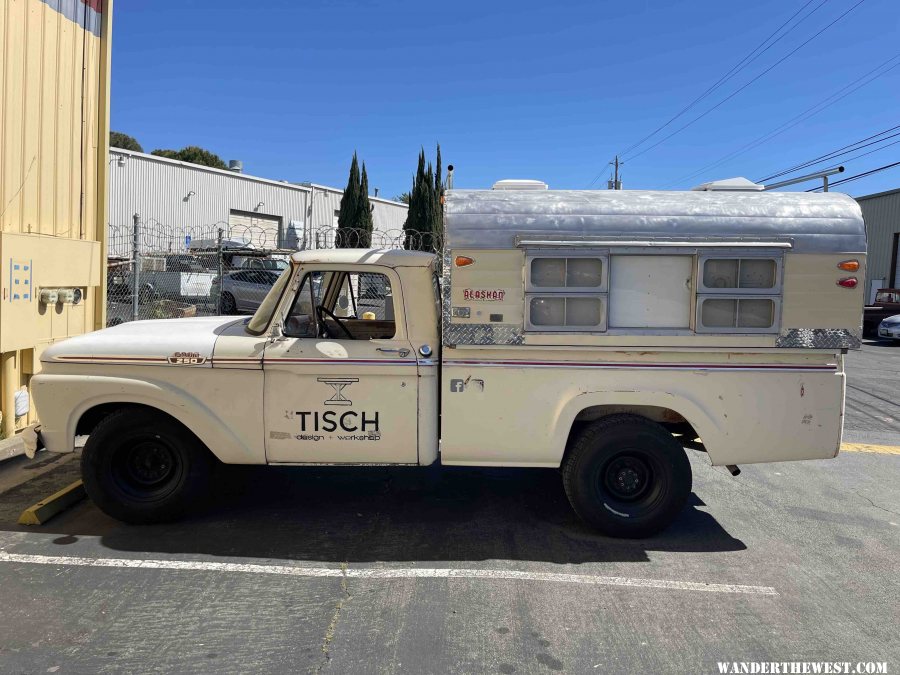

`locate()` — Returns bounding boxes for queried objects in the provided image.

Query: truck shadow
[78,464,746,564]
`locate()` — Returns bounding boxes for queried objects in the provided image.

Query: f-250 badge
[167,352,206,365]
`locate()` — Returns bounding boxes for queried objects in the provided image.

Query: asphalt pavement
[0,342,897,674]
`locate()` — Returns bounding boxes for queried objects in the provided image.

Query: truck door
[262,266,420,464]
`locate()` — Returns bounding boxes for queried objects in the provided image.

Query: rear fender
[556,389,722,464]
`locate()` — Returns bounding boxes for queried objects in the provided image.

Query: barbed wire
[105,218,443,327]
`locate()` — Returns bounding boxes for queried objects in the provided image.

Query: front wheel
[81,407,212,524]
[562,414,691,538]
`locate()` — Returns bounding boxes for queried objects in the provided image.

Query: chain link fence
[106,216,442,326]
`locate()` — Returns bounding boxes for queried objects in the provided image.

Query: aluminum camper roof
[443,189,866,254]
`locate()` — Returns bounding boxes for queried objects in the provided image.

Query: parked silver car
[878,314,900,342]
[212,269,281,314]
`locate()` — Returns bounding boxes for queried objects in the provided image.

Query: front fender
[30,373,264,464]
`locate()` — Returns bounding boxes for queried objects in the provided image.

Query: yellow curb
[17,480,86,526]
[840,443,900,455]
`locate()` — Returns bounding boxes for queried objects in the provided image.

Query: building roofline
[110,149,409,209]
[301,182,409,208]
[111,147,315,193]
[856,186,900,201]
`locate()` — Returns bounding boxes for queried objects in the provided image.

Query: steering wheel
[316,305,354,339]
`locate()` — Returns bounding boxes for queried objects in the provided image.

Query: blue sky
[111,0,899,199]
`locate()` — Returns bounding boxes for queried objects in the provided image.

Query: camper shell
[437,188,865,469]
[30,186,867,537]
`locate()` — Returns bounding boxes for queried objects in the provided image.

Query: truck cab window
[284,271,395,340]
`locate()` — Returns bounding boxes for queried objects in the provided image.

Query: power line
[834,136,900,166]
[616,1,824,161]
[587,0,829,188]
[805,160,900,190]
[759,126,900,182]
[620,0,866,166]
[758,124,900,181]
[663,52,900,189]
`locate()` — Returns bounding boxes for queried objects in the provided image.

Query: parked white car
[877,314,900,341]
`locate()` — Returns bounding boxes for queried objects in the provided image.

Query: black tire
[562,414,691,538]
[220,291,237,314]
[81,407,212,524]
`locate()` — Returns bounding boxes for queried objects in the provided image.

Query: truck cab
[224,249,441,465]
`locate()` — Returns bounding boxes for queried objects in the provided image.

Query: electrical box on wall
[0,233,101,353]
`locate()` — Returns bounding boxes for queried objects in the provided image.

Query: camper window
[525,253,609,331]
[526,254,608,292]
[696,254,782,333]
[698,256,781,293]
[528,296,607,330]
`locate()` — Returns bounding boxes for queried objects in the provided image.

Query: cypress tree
[358,163,374,247]
[404,147,443,251]
[337,152,361,248]
[433,143,443,250]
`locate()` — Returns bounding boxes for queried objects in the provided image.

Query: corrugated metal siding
[1,0,110,438]
[1,0,103,239]
[309,187,342,235]
[109,149,310,254]
[858,189,900,291]
[372,197,408,233]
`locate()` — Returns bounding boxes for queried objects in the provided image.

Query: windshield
[246,264,294,334]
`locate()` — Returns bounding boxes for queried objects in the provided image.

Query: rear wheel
[562,414,691,538]
[81,407,212,524]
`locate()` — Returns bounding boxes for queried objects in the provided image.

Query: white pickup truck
[31,186,867,537]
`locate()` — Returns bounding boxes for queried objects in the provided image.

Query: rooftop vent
[691,177,764,192]
[228,159,243,173]
[492,179,549,191]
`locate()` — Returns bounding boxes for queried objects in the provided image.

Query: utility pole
[607,156,622,190]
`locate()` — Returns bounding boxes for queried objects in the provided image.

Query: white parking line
[0,551,777,595]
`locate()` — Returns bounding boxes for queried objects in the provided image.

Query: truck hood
[41,316,246,366]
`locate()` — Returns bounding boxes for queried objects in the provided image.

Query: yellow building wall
[0,0,111,438]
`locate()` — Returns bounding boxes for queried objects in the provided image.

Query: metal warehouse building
[108,149,409,256]
[857,187,900,301]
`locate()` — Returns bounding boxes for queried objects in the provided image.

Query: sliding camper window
[525,253,608,331]
[695,254,783,333]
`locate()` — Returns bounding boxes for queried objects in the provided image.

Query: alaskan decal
[463,288,506,302]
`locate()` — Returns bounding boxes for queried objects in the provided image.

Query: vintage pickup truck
[31,185,867,538]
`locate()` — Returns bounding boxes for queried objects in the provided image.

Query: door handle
[377,347,410,357]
